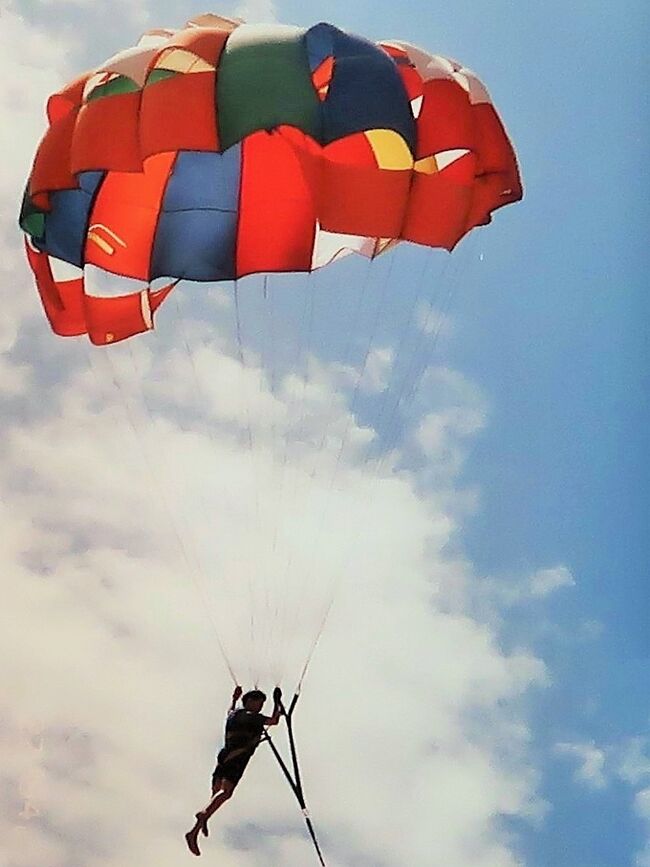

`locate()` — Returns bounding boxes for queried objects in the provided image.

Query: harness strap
[262,694,326,866]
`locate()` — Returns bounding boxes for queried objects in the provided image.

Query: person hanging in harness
[185,685,282,856]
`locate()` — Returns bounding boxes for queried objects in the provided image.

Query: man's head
[241,689,266,713]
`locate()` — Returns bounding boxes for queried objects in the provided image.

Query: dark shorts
[212,747,253,788]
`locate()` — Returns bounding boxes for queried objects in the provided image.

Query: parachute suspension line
[279,251,390,682]
[298,255,446,650]
[296,596,334,693]
[274,254,374,677]
[379,235,479,468]
[232,278,264,686]
[307,249,396,544]
[85,346,238,685]
[332,247,452,625]
[257,274,282,683]
[172,297,204,389]
[233,280,254,457]
[281,251,394,685]
[291,276,316,495]
[166,277,284,687]
[360,247,438,466]
[297,242,481,693]
[263,273,283,565]
[277,269,314,496]
[259,272,289,685]
[263,274,277,453]
[271,271,315,678]
[331,247,398,480]
[266,273,284,558]
[290,247,452,689]
[166,293,260,687]
[263,695,327,866]
[368,251,453,467]
[310,255,375,477]
[252,277,270,669]
[123,340,242,683]
[262,274,278,470]
[380,265,455,461]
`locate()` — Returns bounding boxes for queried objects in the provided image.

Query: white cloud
[0,355,30,395]
[550,732,650,867]
[1,331,550,865]
[417,301,454,339]
[636,788,650,821]
[0,3,74,209]
[554,741,607,790]
[634,788,650,867]
[324,345,394,398]
[611,735,650,867]
[576,619,604,640]
[230,0,277,24]
[618,737,650,787]
[417,404,485,453]
[410,366,487,488]
[359,345,394,393]
[24,0,152,31]
[0,307,553,866]
[474,564,577,619]
[528,566,575,598]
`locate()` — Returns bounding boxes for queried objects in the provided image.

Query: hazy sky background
[1,1,648,866]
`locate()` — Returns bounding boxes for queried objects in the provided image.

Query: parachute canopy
[20,12,522,346]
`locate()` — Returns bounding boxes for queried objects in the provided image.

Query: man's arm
[263,687,283,727]
[229,685,242,713]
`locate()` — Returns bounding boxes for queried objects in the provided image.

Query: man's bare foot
[185,829,201,856]
[196,811,209,838]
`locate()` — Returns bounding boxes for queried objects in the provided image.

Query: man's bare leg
[185,780,235,856]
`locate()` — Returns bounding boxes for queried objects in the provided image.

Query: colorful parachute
[20,13,521,346]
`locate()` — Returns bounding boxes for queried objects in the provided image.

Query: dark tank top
[224,709,266,752]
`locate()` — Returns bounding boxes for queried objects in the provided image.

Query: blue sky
[397,2,650,864]
[2,1,648,866]
[269,1,650,863]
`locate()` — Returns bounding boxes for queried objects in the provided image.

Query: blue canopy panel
[151,147,241,282]
[304,23,416,152]
[30,171,105,266]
